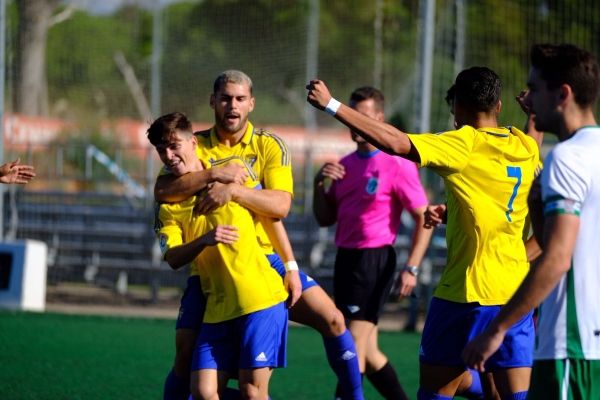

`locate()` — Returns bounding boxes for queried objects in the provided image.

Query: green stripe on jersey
[567,263,584,359]
[544,198,581,217]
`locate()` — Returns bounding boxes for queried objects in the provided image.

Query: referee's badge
[365,177,379,195]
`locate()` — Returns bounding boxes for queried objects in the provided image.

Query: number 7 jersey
[408,126,539,305]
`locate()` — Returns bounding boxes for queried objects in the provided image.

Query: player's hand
[314,162,345,183]
[0,158,35,184]
[213,162,248,185]
[195,182,235,215]
[515,90,531,116]
[394,269,417,299]
[423,204,447,229]
[306,79,333,110]
[462,328,506,372]
[205,225,239,246]
[283,269,302,308]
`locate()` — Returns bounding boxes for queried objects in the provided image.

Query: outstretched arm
[306,79,420,162]
[164,225,239,270]
[0,158,35,184]
[154,162,249,203]
[258,216,302,308]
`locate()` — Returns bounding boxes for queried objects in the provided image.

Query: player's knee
[238,382,262,400]
[326,307,347,337]
[190,374,217,400]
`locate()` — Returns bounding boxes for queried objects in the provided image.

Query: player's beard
[215,110,249,135]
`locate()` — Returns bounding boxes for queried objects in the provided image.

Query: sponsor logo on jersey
[255,352,268,362]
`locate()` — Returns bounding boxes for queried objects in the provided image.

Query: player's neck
[215,122,249,147]
[561,108,597,142]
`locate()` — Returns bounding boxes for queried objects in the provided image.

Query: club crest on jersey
[245,155,257,167]
[159,233,168,253]
[365,177,379,195]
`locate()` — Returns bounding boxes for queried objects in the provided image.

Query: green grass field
[0,310,421,399]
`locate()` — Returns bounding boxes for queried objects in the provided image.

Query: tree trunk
[14,0,60,116]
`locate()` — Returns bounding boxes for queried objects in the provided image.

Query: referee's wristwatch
[403,265,420,276]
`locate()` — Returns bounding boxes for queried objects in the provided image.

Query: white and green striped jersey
[536,127,600,361]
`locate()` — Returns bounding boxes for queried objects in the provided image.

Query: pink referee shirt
[326,150,428,249]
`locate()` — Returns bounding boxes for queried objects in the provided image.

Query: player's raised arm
[306,79,419,162]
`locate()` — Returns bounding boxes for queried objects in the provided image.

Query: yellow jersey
[158,122,293,254]
[408,126,539,305]
[155,171,287,323]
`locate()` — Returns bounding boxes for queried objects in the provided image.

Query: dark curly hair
[454,67,501,115]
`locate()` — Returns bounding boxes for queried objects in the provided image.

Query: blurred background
[2,0,600,319]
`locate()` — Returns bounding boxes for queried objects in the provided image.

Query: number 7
[506,166,522,222]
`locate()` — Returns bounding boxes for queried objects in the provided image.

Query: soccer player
[157,70,363,400]
[462,43,600,399]
[0,158,35,184]
[313,86,431,400]
[306,66,539,400]
[150,112,288,400]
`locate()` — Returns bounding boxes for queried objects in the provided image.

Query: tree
[14,0,61,116]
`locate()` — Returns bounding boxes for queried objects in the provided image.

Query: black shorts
[333,246,397,324]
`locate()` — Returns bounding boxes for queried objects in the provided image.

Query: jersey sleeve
[541,145,588,217]
[262,134,294,195]
[155,203,184,259]
[392,159,429,212]
[407,126,475,176]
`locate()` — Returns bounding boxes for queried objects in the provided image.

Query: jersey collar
[209,122,255,147]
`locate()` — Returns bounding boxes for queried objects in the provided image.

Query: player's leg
[164,276,205,400]
[267,253,363,400]
[237,301,288,400]
[364,325,408,400]
[487,310,534,400]
[190,319,236,400]
[454,369,489,400]
[238,367,273,400]
[418,298,482,399]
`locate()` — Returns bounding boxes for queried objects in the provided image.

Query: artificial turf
[0,310,420,399]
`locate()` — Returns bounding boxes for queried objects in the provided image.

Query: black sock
[334,374,364,399]
[366,361,408,400]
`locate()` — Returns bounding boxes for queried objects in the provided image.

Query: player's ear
[210,94,216,110]
[248,96,255,113]
[377,112,385,122]
[190,135,198,148]
[558,84,572,107]
[495,100,502,116]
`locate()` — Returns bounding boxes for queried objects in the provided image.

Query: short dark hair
[349,86,385,112]
[530,44,600,108]
[454,67,501,114]
[445,84,456,107]
[147,112,193,146]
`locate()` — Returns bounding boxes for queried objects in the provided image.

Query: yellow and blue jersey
[158,122,293,254]
[408,126,539,305]
[155,167,287,323]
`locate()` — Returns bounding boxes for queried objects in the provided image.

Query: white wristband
[325,98,342,116]
[284,261,299,272]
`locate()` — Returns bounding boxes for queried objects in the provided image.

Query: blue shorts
[175,276,206,330]
[191,302,288,372]
[176,254,318,331]
[420,297,534,370]
[266,253,319,291]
